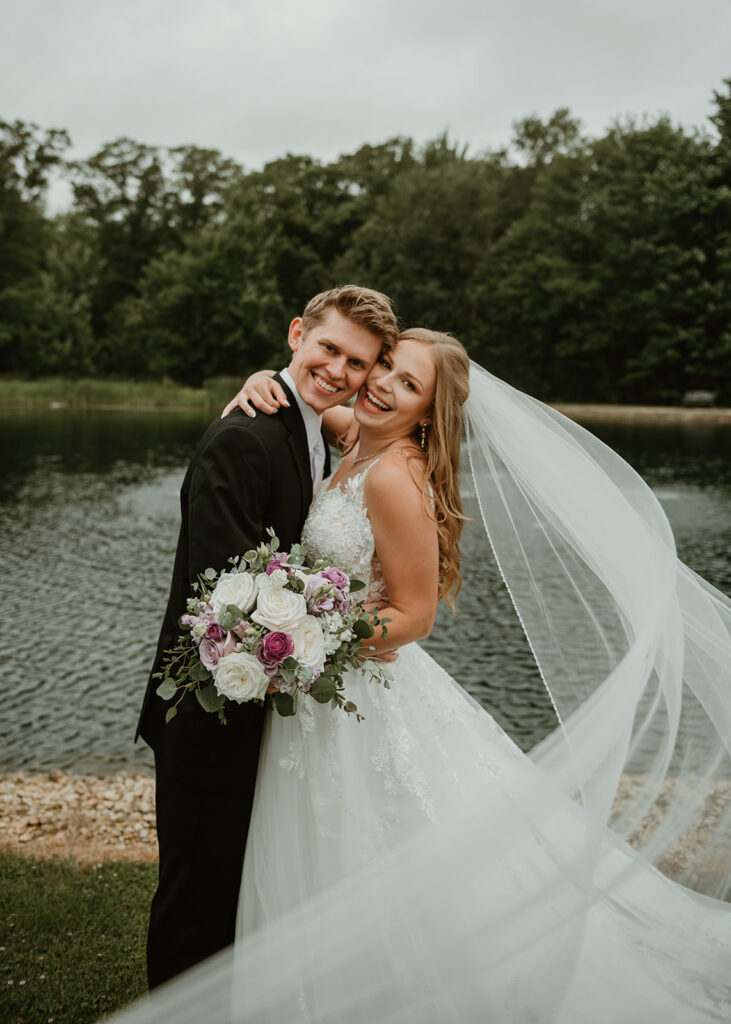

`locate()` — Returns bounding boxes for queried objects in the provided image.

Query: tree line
[1,79,730,403]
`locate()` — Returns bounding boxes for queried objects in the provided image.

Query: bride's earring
[420,423,428,450]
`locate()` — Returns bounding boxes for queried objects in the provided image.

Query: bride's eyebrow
[400,369,423,389]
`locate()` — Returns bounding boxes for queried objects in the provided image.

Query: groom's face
[287,309,383,414]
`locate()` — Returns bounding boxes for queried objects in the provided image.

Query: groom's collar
[280,367,322,453]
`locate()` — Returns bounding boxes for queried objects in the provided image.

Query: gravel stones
[0,771,157,864]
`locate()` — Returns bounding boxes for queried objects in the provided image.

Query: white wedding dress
[234,465,731,1023]
[115,365,731,1024]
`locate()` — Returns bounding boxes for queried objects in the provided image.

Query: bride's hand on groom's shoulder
[221,370,285,419]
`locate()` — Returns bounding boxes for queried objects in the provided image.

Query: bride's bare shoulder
[364,449,429,513]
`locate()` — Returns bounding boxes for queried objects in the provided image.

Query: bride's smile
[355,337,436,441]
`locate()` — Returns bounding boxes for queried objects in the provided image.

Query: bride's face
[355,339,436,437]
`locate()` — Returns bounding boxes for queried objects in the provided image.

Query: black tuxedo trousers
[137,383,327,988]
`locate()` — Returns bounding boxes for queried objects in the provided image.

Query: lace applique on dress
[301,465,387,604]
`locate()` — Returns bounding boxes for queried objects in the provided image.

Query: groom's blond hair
[301,285,398,351]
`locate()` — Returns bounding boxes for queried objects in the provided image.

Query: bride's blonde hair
[342,329,470,606]
[400,328,470,607]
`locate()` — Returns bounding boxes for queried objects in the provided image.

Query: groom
[137,285,397,988]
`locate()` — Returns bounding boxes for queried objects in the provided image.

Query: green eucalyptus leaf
[196,684,226,713]
[165,706,178,724]
[156,678,178,701]
[204,567,216,580]
[188,661,212,682]
[309,676,337,704]
[349,578,366,593]
[272,691,296,717]
[352,618,375,639]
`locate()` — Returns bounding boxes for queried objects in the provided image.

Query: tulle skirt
[233,644,731,1022]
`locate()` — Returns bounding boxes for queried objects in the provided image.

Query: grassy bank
[0,377,244,410]
[2,377,730,421]
[0,852,155,1023]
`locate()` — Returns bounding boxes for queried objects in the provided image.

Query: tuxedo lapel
[274,373,313,522]
[322,428,331,478]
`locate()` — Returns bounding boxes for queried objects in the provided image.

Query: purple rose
[257,630,295,670]
[266,553,290,575]
[321,567,350,592]
[205,622,226,642]
[233,619,250,639]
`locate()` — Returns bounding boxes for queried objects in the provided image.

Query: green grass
[0,853,157,1023]
[0,377,245,410]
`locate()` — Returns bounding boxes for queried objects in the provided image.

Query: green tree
[337,137,505,347]
[0,119,70,372]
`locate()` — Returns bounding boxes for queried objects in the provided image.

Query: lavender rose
[321,567,350,592]
[305,574,337,613]
[199,637,224,671]
[199,631,236,670]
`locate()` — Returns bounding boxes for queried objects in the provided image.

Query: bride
[117,331,731,1022]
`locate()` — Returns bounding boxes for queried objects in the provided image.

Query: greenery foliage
[2,81,730,402]
[0,852,155,1023]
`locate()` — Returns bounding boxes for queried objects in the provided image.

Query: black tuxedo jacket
[136,375,329,794]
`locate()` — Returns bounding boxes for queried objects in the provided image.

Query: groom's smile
[287,308,383,414]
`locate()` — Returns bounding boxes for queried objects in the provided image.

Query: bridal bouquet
[154,529,390,724]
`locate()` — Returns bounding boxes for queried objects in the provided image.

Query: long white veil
[111,362,731,1023]
[464,363,731,900]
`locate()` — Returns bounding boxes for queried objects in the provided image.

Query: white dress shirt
[280,367,326,491]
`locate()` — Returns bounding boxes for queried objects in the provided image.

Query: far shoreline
[1,378,730,424]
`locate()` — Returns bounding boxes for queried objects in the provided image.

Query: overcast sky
[3,0,730,177]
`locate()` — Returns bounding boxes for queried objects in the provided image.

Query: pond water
[1,408,729,775]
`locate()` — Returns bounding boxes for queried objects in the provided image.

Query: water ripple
[1,410,729,774]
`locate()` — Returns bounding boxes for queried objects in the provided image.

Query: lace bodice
[301,467,387,603]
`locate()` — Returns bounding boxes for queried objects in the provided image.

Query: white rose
[210,572,257,618]
[291,615,327,671]
[251,588,308,632]
[212,652,269,703]
[257,568,288,592]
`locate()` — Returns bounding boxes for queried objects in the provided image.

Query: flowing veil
[112,362,731,1023]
